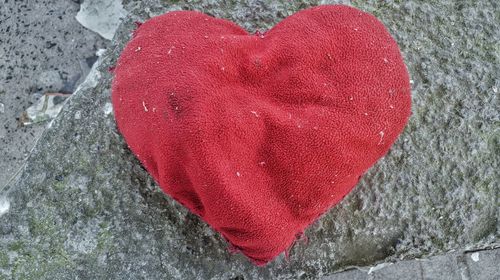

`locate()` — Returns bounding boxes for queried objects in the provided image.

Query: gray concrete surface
[0,0,499,279]
[327,249,500,280]
[0,0,107,187]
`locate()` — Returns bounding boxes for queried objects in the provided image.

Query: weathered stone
[0,0,498,279]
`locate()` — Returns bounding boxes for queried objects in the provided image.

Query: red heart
[112,5,411,265]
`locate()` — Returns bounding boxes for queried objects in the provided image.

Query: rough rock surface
[0,0,498,279]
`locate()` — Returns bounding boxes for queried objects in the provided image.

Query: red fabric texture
[112,5,411,265]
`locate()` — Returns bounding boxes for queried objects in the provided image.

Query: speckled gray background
[0,0,107,186]
[0,0,498,279]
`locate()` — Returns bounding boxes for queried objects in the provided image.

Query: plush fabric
[112,5,411,265]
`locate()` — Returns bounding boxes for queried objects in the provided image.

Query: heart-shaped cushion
[112,5,411,265]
